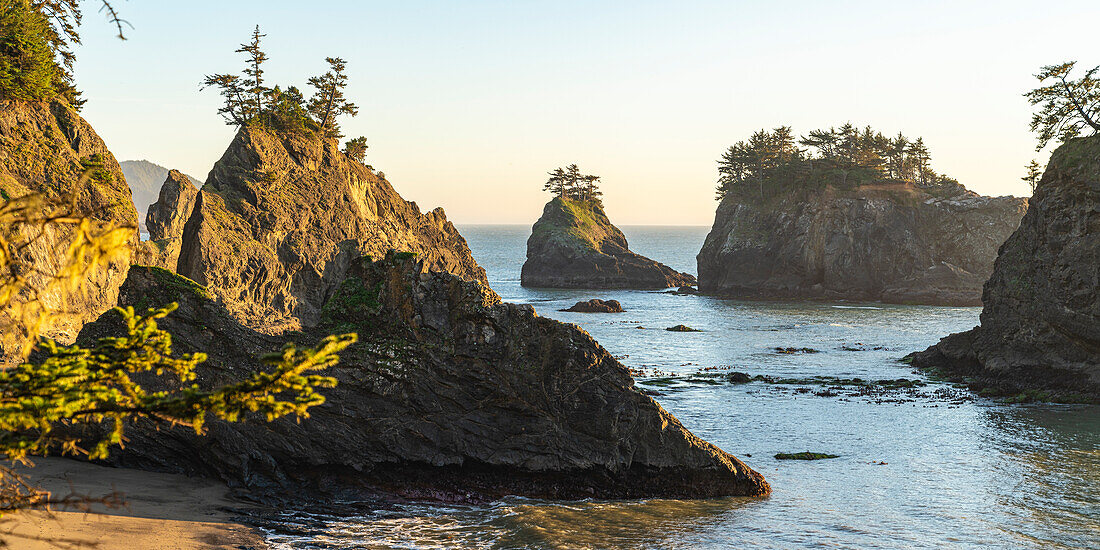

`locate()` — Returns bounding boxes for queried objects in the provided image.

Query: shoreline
[2,457,266,550]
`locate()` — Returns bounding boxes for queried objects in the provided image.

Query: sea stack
[173,125,487,331]
[521,197,695,289]
[697,181,1026,305]
[910,135,1100,401]
[135,169,199,270]
[85,255,770,501]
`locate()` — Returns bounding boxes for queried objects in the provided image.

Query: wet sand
[2,457,265,549]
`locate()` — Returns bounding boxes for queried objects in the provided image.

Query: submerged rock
[910,136,1100,402]
[697,182,1027,305]
[0,99,137,356]
[175,125,487,332]
[774,452,839,460]
[666,324,702,332]
[562,299,624,313]
[522,197,695,289]
[84,256,769,501]
[135,170,198,269]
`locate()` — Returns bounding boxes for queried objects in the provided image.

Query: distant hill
[121,160,202,216]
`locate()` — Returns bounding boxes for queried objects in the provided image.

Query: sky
[74,0,1100,225]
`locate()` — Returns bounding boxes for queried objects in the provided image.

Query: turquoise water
[263,225,1100,549]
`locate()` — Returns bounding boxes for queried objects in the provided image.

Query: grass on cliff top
[532,197,613,252]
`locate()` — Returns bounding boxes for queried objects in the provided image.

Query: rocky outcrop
[120,159,201,219]
[175,126,487,332]
[910,136,1100,401]
[134,170,199,269]
[0,99,137,355]
[80,257,769,501]
[521,198,695,289]
[697,184,1027,305]
[562,299,624,313]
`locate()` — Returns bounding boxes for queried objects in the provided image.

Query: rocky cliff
[0,99,137,355]
[134,169,199,270]
[120,159,201,219]
[697,183,1027,305]
[80,257,769,501]
[175,125,487,331]
[521,197,695,289]
[910,136,1100,401]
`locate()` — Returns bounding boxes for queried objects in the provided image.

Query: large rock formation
[81,257,769,501]
[120,159,201,220]
[134,170,199,270]
[175,126,487,331]
[0,99,137,355]
[697,183,1027,305]
[521,197,695,289]
[910,136,1100,401]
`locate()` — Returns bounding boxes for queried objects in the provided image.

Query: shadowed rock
[562,299,624,313]
[81,257,769,502]
[909,136,1100,402]
[522,197,695,289]
[697,182,1027,305]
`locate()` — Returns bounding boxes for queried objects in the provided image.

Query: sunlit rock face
[0,99,137,357]
[84,257,770,502]
[174,125,487,332]
[911,135,1100,401]
[697,182,1027,306]
[522,197,695,289]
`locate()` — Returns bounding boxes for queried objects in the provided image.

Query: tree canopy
[543,164,602,206]
[0,0,124,106]
[1025,61,1100,151]
[203,28,363,144]
[716,124,951,201]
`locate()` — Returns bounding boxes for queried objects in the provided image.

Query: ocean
[261,225,1100,549]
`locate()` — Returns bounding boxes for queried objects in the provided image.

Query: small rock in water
[562,299,624,313]
[727,371,753,384]
[774,347,819,354]
[774,452,840,460]
[666,324,702,332]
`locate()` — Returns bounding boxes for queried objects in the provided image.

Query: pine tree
[236,25,270,122]
[543,168,568,197]
[1022,160,1043,193]
[1025,61,1100,150]
[344,136,369,163]
[308,57,359,137]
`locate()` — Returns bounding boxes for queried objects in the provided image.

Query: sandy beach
[2,457,266,549]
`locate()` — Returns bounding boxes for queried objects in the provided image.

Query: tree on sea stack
[308,56,359,138]
[344,136,369,163]
[542,164,603,206]
[1022,160,1043,193]
[1025,61,1100,150]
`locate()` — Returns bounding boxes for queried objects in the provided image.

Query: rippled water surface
[264,225,1099,549]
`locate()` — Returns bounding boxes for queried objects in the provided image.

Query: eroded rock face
[697,185,1027,305]
[135,170,199,269]
[82,258,769,501]
[0,99,137,355]
[522,198,695,289]
[175,126,487,331]
[910,136,1100,401]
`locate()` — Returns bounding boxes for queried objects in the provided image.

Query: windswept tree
[542,164,602,205]
[308,57,359,137]
[1022,160,1043,193]
[236,25,270,119]
[344,136,369,163]
[1025,61,1100,150]
[202,26,274,126]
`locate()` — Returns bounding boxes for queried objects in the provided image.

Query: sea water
[262,225,1099,549]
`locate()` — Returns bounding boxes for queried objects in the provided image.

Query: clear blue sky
[75,0,1100,224]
